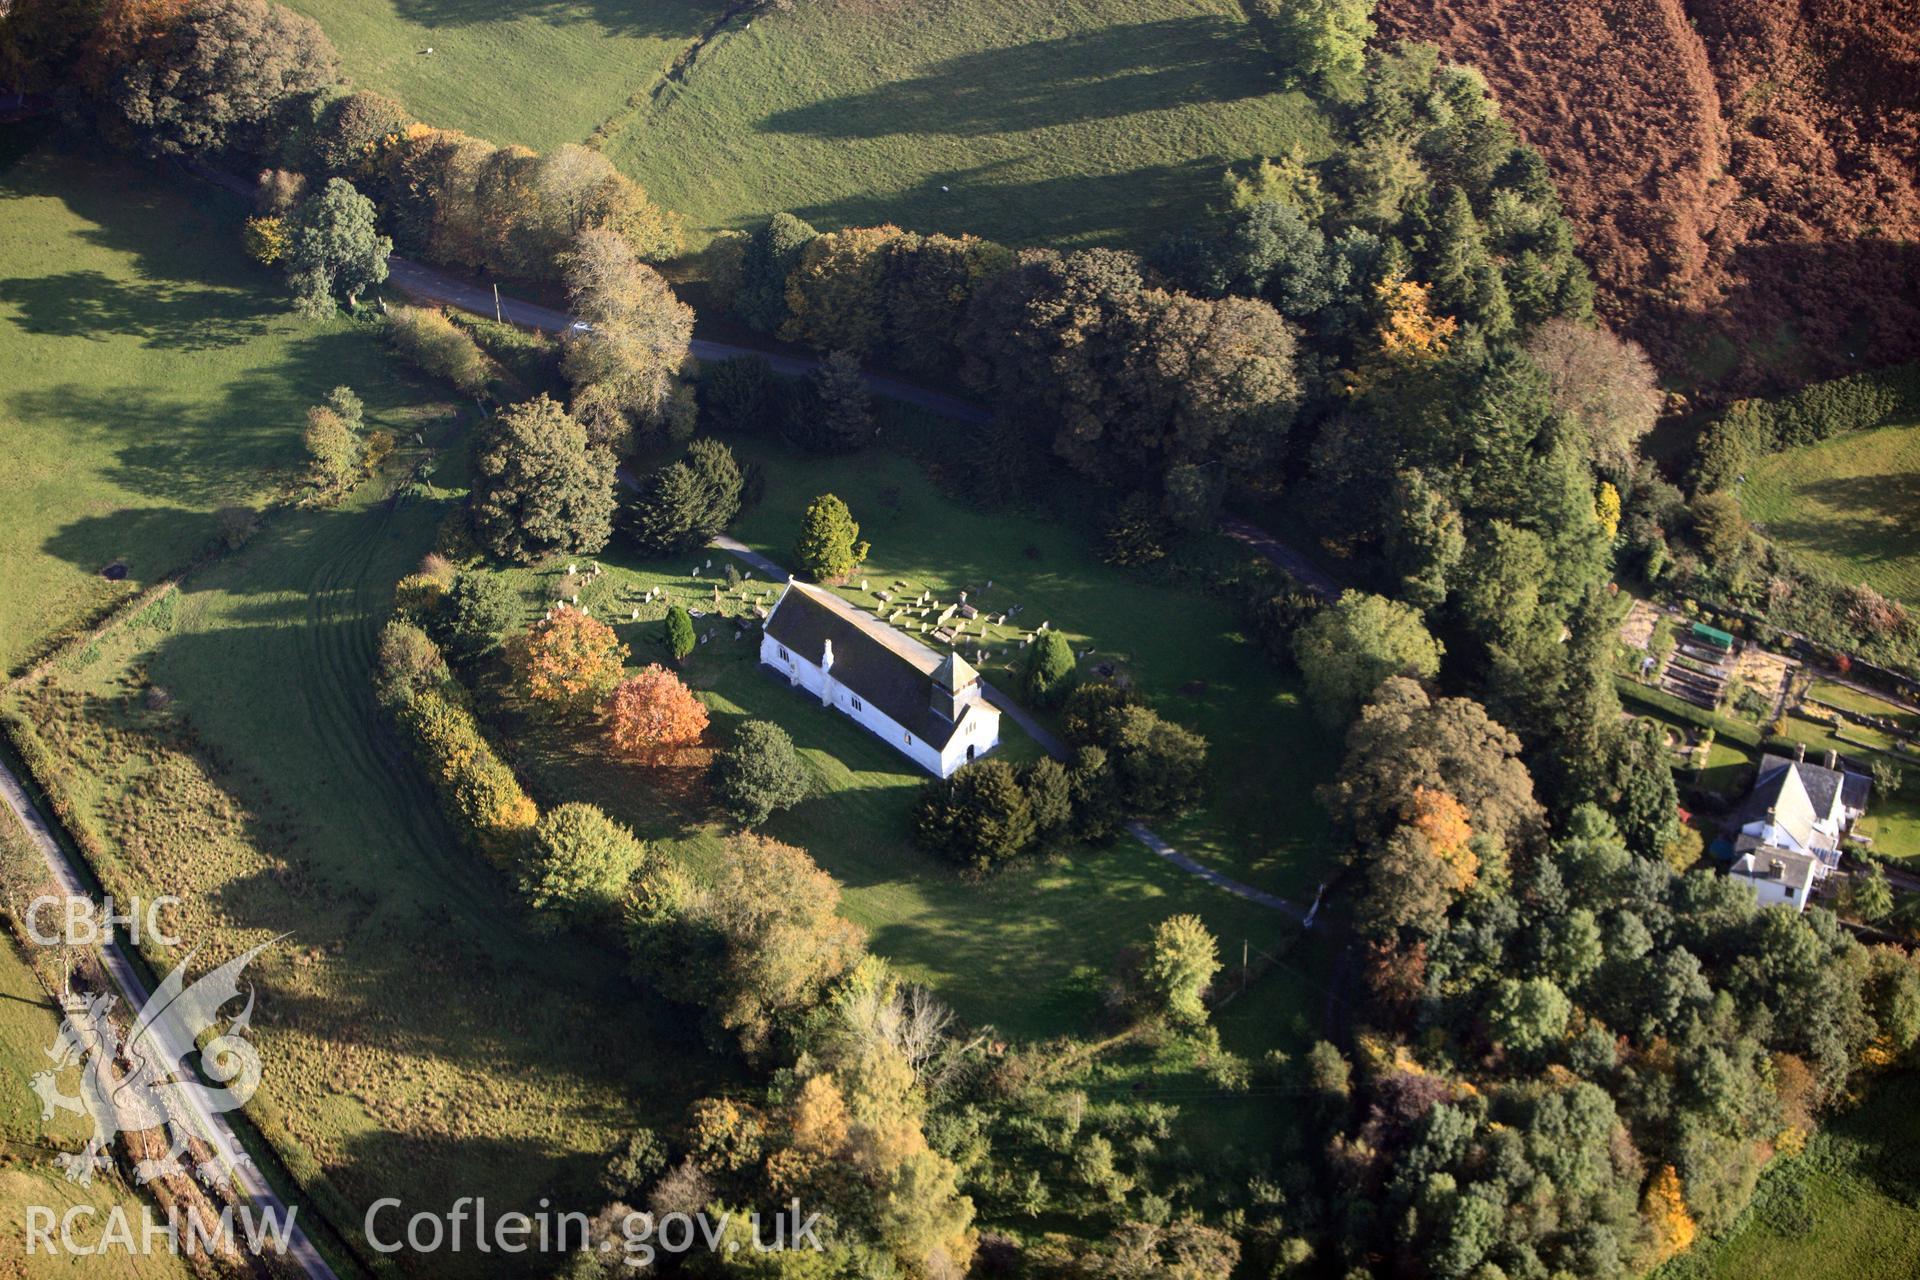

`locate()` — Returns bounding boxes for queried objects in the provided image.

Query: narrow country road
[1221,517,1340,598]
[0,757,341,1280]
[708,538,1307,919]
[382,260,995,425]
[183,158,1333,585]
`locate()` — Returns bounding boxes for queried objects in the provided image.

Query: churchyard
[463,433,1329,1042]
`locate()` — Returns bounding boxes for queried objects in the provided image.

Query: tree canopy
[470,395,617,564]
[1293,590,1444,727]
[794,493,869,583]
[287,178,390,316]
[711,720,810,828]
[114,0,339,158]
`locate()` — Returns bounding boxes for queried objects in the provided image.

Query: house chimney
[819,639,834,707]
[1824,749,1839,770]
[1794,742,1806,763]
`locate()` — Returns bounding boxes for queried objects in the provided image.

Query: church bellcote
[928,651,980,722]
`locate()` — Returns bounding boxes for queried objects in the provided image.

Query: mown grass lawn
[722,428,1333,900]
[1661,1073,1920,1280]
[1741,421,1920,605]
[6,453,727,1278]
[278,0,722,154]
[1808,677,1920,735]
[0,144,725,1272]
[0,129,438,678]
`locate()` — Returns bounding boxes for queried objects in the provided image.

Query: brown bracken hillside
[1375,0,1920,396]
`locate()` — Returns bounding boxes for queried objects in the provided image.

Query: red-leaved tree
[607,664,709,765]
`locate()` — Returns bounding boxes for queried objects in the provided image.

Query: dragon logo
[27,940,280,1188]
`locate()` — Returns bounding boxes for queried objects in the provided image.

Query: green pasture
[610,0,1331,249]
[280,0,1331,252]
[277,0,722,153]
[0,131,430,677]
[1742,421,1920,606]
[5,451,723,1278]
[0,141,723,1271]
[1807,677,1920,735]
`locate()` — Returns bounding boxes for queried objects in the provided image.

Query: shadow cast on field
[761,17,1269,141]
[1758,470,1920,570]
[778,156,1232,253]
[0,143,288,310]
[13,327,397,508]
[41,506,206,583]
[0,269,269,351]
[389,0,717,40]
[331,1129,607,1276]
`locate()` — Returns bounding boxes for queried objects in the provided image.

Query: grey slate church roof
[764,580,989,751]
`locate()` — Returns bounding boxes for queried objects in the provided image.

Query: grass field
[5,455,725,1278]
[609,0,1332,249]
[279,0,722,154]
[278,0,1331,252]
[723,428,1332,897]
[1742,421,1920,605]
[0,129,444,679]
[1659,1073,1920,1280]
[1808,677,1920,735]
[471,429,1325,1043]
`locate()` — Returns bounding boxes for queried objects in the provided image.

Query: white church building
[759,578,1002,778]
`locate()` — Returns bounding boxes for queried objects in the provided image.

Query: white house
[1729,845,1822,913]
[759,579,1002,778]
[1727,746,1872,912]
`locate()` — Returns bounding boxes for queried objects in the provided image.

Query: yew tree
[470,395,617,564]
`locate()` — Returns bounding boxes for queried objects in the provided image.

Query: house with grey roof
[759,579,1002,778]
[1728,745,1871,911]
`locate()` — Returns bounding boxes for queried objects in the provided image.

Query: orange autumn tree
[607,663,709,765]
[1406,785,1479,891]
[1376,271,1457,360]
[766,1072,853,1195]
[507,606,628,716]
[1642,1164,1695,1264]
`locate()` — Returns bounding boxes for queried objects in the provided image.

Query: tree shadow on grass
[389,0,719,41]
[748,155,1233,260]
[0,269,271,351]
[329,1129,632,1277]
[1756,469,1920,575]
[760,17,1272,142]
[14,327,426,510]
[0,139,287,316]
[40,506,209,586]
